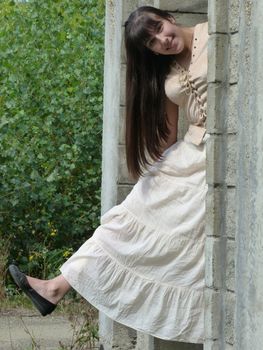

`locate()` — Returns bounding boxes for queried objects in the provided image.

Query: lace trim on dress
[175,61,207,126]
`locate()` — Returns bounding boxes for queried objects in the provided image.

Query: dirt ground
[0,308,78,350]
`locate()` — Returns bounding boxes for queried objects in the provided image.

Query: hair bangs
[129,15,163,52]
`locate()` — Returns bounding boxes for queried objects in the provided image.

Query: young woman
[9,6,208,344]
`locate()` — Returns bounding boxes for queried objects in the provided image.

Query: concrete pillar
[235,0,263,349]
[204,0,238,348]
[100,2,139,348]
[204,0,263,348]
[101,0,123,215]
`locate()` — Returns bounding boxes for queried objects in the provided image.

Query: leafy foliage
[0,0,104,277]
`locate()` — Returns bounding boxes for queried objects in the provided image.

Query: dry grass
[0,233,10,301]
[58,296,99,350]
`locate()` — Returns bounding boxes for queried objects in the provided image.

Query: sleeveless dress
[60,22,208,344]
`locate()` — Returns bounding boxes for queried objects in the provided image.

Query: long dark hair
[124,6,176,177]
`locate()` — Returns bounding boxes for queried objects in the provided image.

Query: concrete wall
[235,0,263,349]
[234,0,263,350]
[205,0,263,349]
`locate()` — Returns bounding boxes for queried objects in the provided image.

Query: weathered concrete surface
[235,0,263,349]
[0,310,76,350]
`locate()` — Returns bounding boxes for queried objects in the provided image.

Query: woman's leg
[26,274,71,305]
[9,264,72,315]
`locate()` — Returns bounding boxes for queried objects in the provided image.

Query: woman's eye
[157,23,163,33]
[146,23,163,48]
[147,37,156,48]
[149,39,155,48]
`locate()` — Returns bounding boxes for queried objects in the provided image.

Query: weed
[20,317,41,350]
[59,297,99,350]
[0,232,10,300]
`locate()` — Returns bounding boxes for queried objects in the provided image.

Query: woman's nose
[156,33,164,42]
[156,34,168,47]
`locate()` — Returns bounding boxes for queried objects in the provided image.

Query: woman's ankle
[48,275,71,303]
[26,275,71,304]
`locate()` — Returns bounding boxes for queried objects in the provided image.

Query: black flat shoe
[8,264,57,316]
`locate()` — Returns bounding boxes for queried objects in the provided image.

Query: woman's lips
[170,37,179,52]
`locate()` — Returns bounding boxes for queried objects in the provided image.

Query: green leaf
[0,0,104,276]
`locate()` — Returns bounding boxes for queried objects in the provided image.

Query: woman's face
[146,18,185,56]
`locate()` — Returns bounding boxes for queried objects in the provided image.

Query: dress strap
[184,124,207,146]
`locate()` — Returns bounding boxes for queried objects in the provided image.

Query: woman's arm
[161,98,179,151]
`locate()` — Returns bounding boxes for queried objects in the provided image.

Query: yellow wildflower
[50,229,58,237]
[63,250,71,258]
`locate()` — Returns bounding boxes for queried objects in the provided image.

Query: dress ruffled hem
[60,236,204,343]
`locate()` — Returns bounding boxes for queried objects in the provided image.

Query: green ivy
[0,0,104,277]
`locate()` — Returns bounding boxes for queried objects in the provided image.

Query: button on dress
[60,22,208,344]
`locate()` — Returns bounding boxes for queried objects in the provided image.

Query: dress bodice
[165,22,208,145]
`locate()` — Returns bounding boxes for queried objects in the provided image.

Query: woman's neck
[175,27,194,70]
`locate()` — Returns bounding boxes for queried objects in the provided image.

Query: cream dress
[61,22,208,344]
